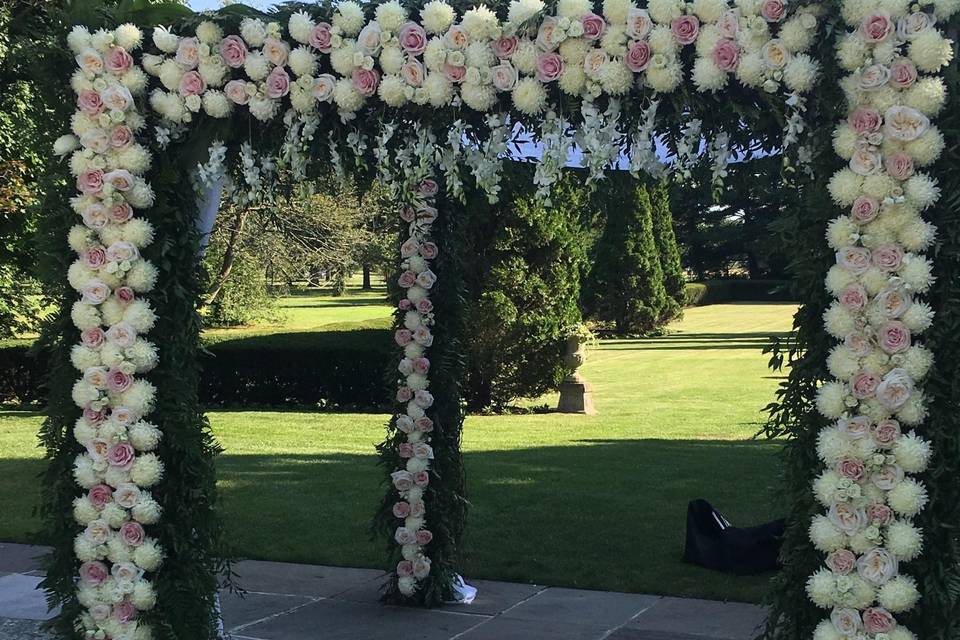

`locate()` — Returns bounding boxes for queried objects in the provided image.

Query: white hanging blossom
[675,119,703,180]
[708,132,731,187]
[534,111,573,204]
[628,100,664,179]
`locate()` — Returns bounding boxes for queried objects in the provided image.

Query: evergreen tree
[462,164,589,411]
[584,174,669,334]
[650,179,686,320]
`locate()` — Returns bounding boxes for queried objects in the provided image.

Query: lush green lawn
[0,302,797,603]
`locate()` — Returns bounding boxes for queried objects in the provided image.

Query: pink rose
[88,484,113,509]
[826,549,856,575]
[443,63,467,84]
[415,416,433,432]
[851,196,880,223]
[391,470,414,491]
[837,457,865,481]
[105,46,134,74]
[352,68,380,97]
[416,529,433,545]
[83,405,107,424]
[179,70,206,97]
[107,442,135,469]
[839,285,868,310]
[266,67,291,99]
[80,561,109,586]
[106,322,137,348]
[395,329,413,346]
[77,169,104,195]
[399,22,428,55]
[889,59,917,88]
[113,601,137,624]
[717,11,738,38]
[671,15,700,45]
[885,152,914,180]
[420,242,438,259]
[416,270,437,289]
[841,415,871,438]
[760,0,786,22]
[116,286,135,305]
[413,357,430,374]
[398,270,416,288]
[418,206,438,223]
[413,470,430,487]
[878,320,911,354]
[837,246,871,274]
[536,53,564,83]
[414,389,433,408]
[867,503,893,525]
[310,22,333,53]
[91,604,111,621]
[711,39,740,72]
[848,107,882,134]
[119,521,145,546]
[861,13,894,42]
[84,247,107,270]
[414,326,433,346]
[872,464,905,490]
[397,387,413,402]
[416,299,433,314]
[104,169,134,191]
[418,179,438,197]
[220,35,248,68]
[873,419,901,447]
[224,79,250,105]
[109,125,134,149]
[77,89,105,116]
[175,37,200,69]
[392,501,411,518]
[401,60,425,87]
[851,371,881,399]
[81,327,106,349]
[111,406,138,426]
[394,526,417,545]
[398,442,414,457]
[872,244,904,272]
[109,202,133,223]
[400,205,417,222]
[82,280,110,304]
[492,36,518,59]
[397,560,414,576]
[399,299,412,311]
[580,13,606,41]
[625,40,652,72]
[862,607,896,634]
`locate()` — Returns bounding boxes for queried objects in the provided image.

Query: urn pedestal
[556,334,596,415]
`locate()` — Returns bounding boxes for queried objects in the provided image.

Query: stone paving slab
[627,597,767,640]
[498,587,659,628]
[455,616,610,640]
[0,575,49,621]
[0,544,44,574]
[219,591,318,632]
[232,559,384,598]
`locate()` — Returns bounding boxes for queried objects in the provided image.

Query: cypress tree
[650,179,686,321]
[584,174,668,334]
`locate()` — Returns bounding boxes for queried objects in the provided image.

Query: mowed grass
[0,302,798,603]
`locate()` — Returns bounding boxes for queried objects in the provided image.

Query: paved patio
[0,543,766,640]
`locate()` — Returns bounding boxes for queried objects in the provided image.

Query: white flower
[424,73,454,107]
[202,90,232,119]
[333,79,365,112]
[132,540,163,571]
[887,477,928,516]
[423,0,457,34]
[249,94,280,121]
[557,0,591,18]
[692,57,727,92]
[289,11,316,44]
[152,26,179,53]
[878,575,920,613]
[783,54,818,93]
[195,21,223,44]
[114,24,143,50]
[333,1,365,36]
[68,26,93,53]
[805,568,837,607]
[886,520,923,561]
[511,77,547,114]
[378,75,408,106]
[815,380,847,418]
[131,580,157,610]
[812,620,842,640]
[602,0,632,24]
[507,0,545,27]
[735,51,765,87]
[648,0,684,23]
[908,29,954,72]
[240,18,267,47]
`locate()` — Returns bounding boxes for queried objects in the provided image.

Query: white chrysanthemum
[106,537,132,564]
[101,502,128,528]
[826,216,859,249]
[240,18,267,47]
[648,26,677,54]
[126,260,158,293]
[131,580,157,610]
[817,425,856,464]
[248,94,279,121]
[132,497,162,525]
[900,345,933,381]
[886,520,923,561]
[823,302,856,339]
[70,70,93,94]
[130,452,163,487]
[812,471,843,506]
[558,0,591,18]
[132,540,163,572]
[898,218,936,252]
[116,145,152,175]
[813,620,842,640]
[424,73,454,106]
[825,266,856,296]
[784,54,818,93]
[509,0,547,27]
[512,41,538,74]
[73,497,99,525]
[893,432,931,473]
[200,90,231,119]
[289,11,316,44]
[290,85,315,112]
[646,59,682,93]
[333,1,366,36]
[559,64,586,95]
[692,57,728,92]
[903,77,947,116]
[836,33,868,71]
[68,25,93,53]
[780,16,815,52]
[461,81,497,111]
[70,345,102,372]
[858,266,887,296]
[195,21,223,44]
[287,47,317,78]
[815,380,847,419]
[374,45,402,75]
[120,380,156,417]
[694,26,722,58]
[866,86,899,114]
[422,37,447,71]
[462,5,500,39]
[512,77,547,114]
[129,422,161,452]
[67,261,97,293]
[127,340,159,373]
[330,44,358,75]
[72,418,96,444]
[152,26,179,53]
[158,59,184,92]
[900,256,933,292]
[244,51,270,82]
[375,1,407,32]
[888,477,928,516]
[378,75,408,106]
[904,173,940,210]
[904,127,945,167]
[896,392,927,425]
[464,42,495,70]
[599,60,633,95]
[71,302,102,331]
[827,346,860,380]
[877,575,919,613]
[648,0,684,23]
[692,0,727,21]
[559,38,591,64]
[602,0,632,23]
[121,66,148,95]
[423,0,458,34]
[74,539,98,564]
[901,301,934,333]
[113,24,143,52]
[908,30,954,72]
[805,568,837,608]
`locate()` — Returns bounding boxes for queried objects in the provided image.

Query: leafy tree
[461,164,589,411]
[650,179,686,321]
[584,173,669,335]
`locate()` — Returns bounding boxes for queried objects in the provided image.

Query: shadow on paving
[0,439,782,604]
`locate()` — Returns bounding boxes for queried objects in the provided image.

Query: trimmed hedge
[684,279,795,306]
[1,328,393,409]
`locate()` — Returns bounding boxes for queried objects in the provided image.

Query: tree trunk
[202,209,246,307]
[362,264,372,289]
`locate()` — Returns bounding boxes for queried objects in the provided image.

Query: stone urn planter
[556,329,596,414]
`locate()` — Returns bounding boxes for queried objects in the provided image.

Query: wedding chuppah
[47,0,956,638]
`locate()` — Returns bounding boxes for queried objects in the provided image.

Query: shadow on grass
[0,438,783,603]
[601,331,794,351]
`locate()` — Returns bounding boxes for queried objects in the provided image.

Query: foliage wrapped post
[650,179,685,321]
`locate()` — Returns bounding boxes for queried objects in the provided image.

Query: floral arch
[45,0,958,638]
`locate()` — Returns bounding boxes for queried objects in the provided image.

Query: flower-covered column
[59,23,164,640]
[809,3,955,638]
